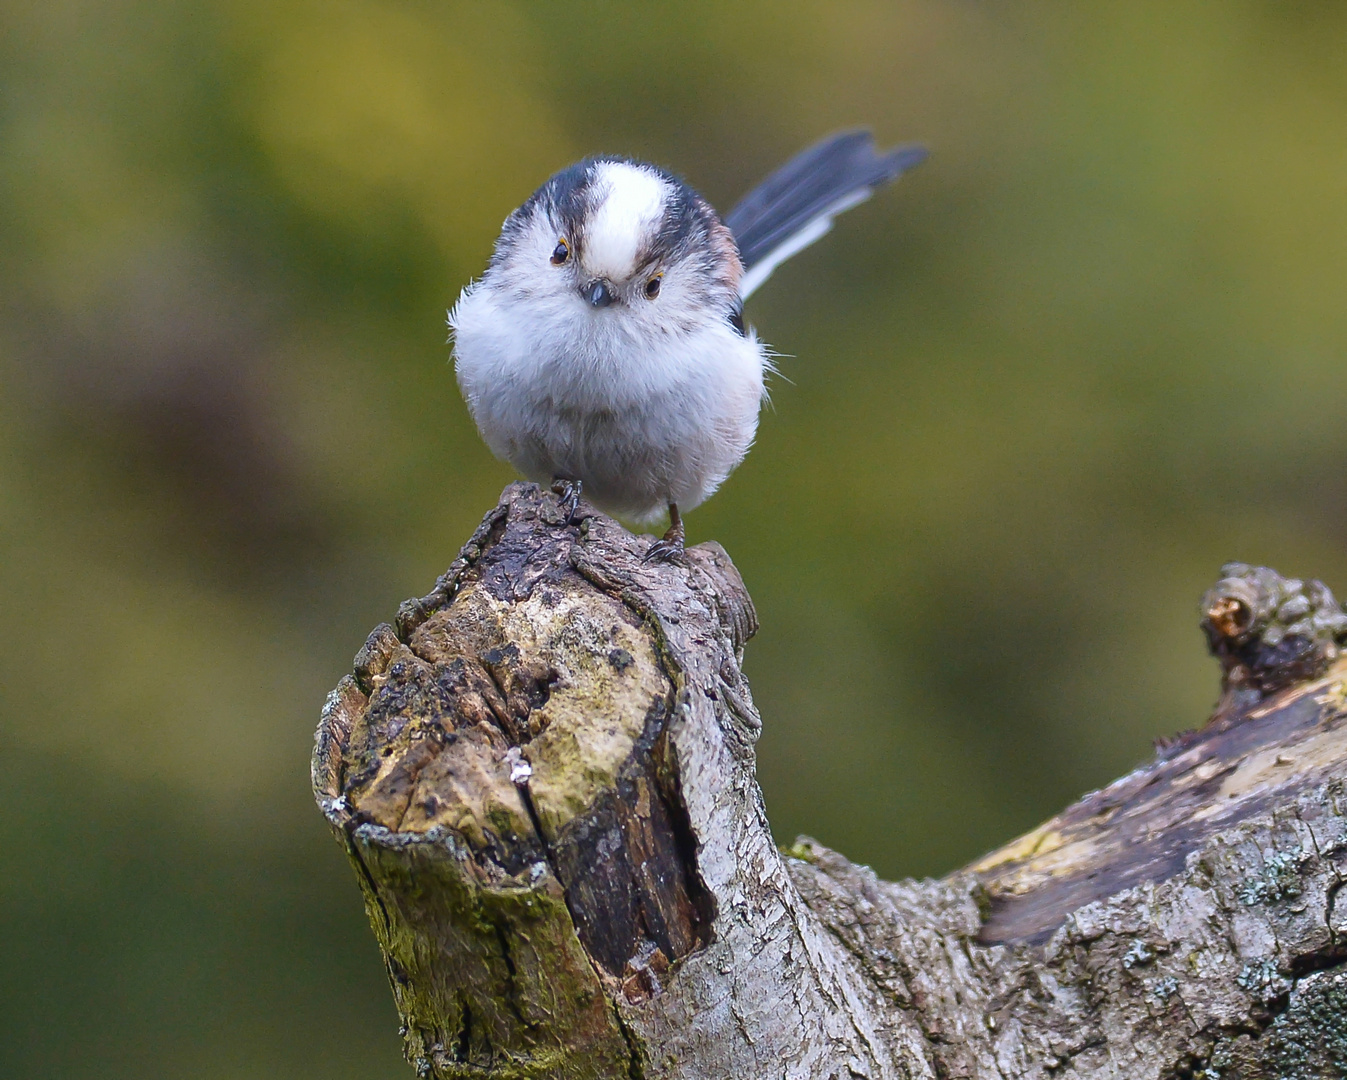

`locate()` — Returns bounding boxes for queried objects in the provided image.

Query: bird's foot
[550,478,583,524]
[643,505,686,565]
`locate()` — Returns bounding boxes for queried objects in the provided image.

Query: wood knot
[1201,562,1347,710]
[1205,593,1255,642]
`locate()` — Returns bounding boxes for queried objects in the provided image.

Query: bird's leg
[550,477,583,524]
[643,503,686,564]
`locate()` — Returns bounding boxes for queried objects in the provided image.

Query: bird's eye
[550,239,570,265]
[644,274,662,299]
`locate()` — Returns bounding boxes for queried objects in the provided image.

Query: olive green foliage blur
[4,1,1347,1075]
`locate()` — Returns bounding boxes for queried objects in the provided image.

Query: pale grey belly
[488,387,757,524]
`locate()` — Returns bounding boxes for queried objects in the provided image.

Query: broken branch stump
[313,484,1347,1079]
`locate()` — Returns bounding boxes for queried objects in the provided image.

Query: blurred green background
[4,0,1347,1075]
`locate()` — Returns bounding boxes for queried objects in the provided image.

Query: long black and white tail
[724,130,927,301]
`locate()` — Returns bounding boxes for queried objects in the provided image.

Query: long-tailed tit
[450,130,926,560]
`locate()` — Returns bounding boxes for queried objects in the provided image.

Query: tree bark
[313,483,1347,1079]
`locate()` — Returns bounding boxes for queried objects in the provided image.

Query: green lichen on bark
[1259,969,1347,1079]
[343,829,634,1079]
[1205,968,1347,1080]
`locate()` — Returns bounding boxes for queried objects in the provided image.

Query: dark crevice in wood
[453,999,472,1065]
[651,729,717,948]
[546,692,715,983]
[1287,945,1347,982]
[1328,875,1346,947]
[343,833,392,938]
[613,1005,648,1080]
[491,920,532,1031]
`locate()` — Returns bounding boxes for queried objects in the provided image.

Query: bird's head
[487,157,744,334]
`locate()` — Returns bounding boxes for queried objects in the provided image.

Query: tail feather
[725,130,927,300]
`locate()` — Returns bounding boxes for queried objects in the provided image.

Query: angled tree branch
[314,484,1347,1079]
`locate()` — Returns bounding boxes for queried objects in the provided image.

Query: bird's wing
[724,130,927,301]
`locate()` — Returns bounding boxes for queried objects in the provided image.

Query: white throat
[583,161,668,282]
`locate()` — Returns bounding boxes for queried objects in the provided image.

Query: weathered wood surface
[314,485,1347,1079]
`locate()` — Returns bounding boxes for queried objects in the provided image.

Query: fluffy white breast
[583,161,668,281]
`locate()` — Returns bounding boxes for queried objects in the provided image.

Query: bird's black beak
[582,279,615,308]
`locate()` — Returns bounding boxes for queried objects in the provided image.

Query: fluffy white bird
[450,130,926,560]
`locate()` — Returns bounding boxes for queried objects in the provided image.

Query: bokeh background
[4,0,1347,1075]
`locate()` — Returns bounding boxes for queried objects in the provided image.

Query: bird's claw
[643,537,687,565]
[550,479,583,524]
[643,506,686,564]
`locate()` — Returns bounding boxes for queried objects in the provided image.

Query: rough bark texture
[314,485,1347,1079]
